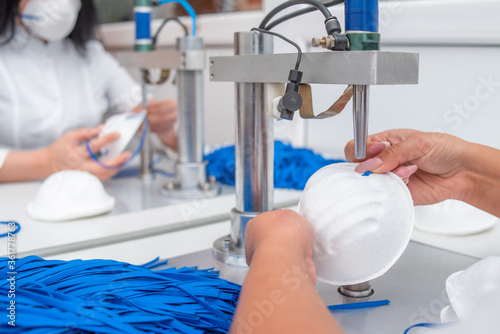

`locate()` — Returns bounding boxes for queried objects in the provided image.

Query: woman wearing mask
[0,0,177,182]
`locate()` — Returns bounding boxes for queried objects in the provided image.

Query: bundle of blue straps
[0,256,240,333]
[207,141,346,190]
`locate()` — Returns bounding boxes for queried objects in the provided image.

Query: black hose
[251,28,303,71]
[265,0,344,31]
[258,0,333,30]
[152,17,189,48]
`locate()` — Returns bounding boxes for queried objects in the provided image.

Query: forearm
[0,150,50,182]
[230,246,342,334]
[462,142,500,217]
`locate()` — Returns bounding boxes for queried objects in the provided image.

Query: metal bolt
[312,36,336,50]
[312,37,326,47]
[223,239,231,250]
[201,182,210,191]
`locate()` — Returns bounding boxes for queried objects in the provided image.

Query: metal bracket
[210,51,418,85]
[117,50,206,70]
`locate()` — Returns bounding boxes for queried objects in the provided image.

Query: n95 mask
[299,163,414,285]
[27,170,115,222]
[21,0,81,42]
[441,256,500,323]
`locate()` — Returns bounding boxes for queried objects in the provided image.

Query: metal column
[163,36,218,198]
[352,85,369,160]
[213,31,274,266]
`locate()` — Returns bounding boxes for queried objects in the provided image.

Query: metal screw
[312,37,326,47]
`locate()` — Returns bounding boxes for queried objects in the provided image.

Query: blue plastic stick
[328,299,390,311]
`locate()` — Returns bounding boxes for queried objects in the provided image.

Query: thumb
[69,126,102,143]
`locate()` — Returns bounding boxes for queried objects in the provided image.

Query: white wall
[101,0,500,157]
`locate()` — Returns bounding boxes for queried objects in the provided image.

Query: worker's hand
[41,126,131,180]
[344,129,472,205]
[134,99,177,150]
[245,209,316,284]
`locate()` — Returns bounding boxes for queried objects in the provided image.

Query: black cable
[265,0,344,31]
[251,28,302,71]
[258,0,333,31]
[152,17,189,48]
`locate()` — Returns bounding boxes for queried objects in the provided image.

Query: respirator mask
[21,0,81,42]
[299,163,415,285]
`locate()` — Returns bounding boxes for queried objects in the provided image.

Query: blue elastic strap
[157,0,197,36]
[86,117,149,170]
[362,171,373,176]
[19,14,39,21]
[403,322,458,334]
[0,221,21,238]
[328,299,390,311]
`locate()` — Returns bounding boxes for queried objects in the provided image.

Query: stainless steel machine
[210,0,419,299]
[117,37,220,199]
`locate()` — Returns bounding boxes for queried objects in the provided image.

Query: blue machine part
[345,0,379,33]
[134,6,152,48]
[158,0,197,36]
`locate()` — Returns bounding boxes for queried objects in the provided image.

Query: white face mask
[21,0,82,42]
[299,163,415,285]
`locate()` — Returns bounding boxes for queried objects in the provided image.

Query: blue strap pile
[206,141,346,190]
[0,256,240,333]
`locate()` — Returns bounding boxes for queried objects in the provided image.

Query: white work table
[0,176,301,263]
[0,176,499,264]
[1,175,499,334]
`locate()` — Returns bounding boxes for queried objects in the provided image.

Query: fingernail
[367,142,390,155]
[394,165,418,179]
[279,208,287,211]
[355,158,383,173]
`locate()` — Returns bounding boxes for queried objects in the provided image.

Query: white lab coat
[0,28,140,168]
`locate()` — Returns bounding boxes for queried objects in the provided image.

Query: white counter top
[0,178,301,259]
[1,177,498,260]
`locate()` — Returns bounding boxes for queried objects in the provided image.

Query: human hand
[245,209,316,284]
[344,129,471,205]
[140,99,177,149]
[42,126,131,180]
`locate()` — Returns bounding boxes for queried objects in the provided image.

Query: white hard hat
[27,170,115,221]
[299,163,414,285]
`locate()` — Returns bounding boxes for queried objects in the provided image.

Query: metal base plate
[162,182,221,200]
[212,235,247,267]
[165,242,478,333]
